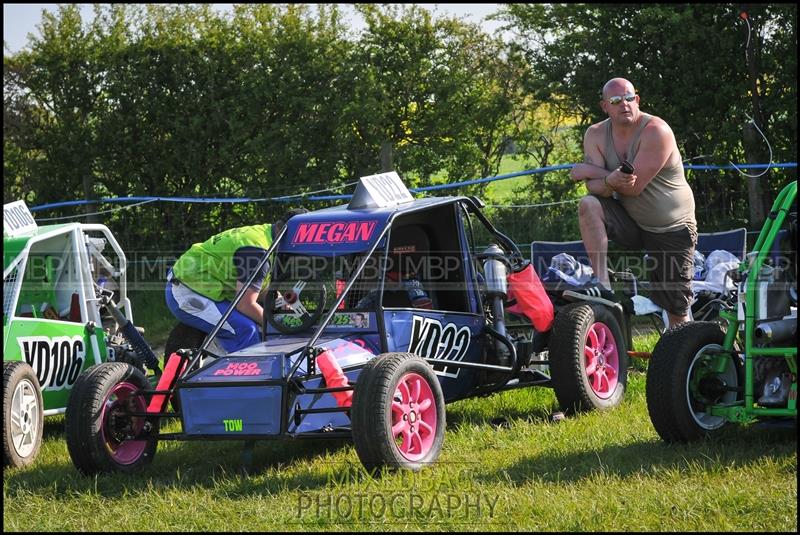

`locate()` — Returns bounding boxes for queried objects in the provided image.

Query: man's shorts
[594,195,697,316]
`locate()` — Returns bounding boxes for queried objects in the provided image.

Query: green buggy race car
[3,201,155,467]
[646,181,797,439]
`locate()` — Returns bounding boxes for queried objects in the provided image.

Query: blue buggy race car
[65,172,630,474]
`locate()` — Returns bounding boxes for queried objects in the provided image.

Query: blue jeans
[165,278,261,353]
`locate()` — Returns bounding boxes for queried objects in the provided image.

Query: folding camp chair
[690,228,747,322]
[530,227,748,332]
[696,227,747,260]
[530,240,591,279]
[530,239,637,296]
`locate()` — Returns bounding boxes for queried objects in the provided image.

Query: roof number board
[3,201,38,237]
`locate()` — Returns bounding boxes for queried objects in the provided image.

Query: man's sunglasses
[607,93,636,105]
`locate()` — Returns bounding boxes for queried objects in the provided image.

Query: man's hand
[605,167,636,192]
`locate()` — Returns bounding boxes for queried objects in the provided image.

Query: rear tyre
[646,322,742,442]
[3,361,44,468]
[65,362,158,475]
[164,322,208,364]
[549,303,628,414]
[351,353,445,472]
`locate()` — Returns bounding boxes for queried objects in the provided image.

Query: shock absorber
[100,292,161,373]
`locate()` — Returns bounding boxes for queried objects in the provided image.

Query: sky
[3,3,505,54]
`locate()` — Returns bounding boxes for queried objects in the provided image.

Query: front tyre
[65,363,158,475]
[351,353,445,472]
[549,303,628,413]
[3,361,44,468]
[646,321,742,442]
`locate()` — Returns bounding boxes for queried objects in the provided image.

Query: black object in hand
[620,160,634,174]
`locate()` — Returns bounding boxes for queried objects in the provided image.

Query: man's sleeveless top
[603,113,696,233]
[172,224,272,301]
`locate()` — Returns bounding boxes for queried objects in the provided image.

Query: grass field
[3,351,797,531]
[127,285,175,348]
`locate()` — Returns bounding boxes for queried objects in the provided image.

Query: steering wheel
[263,279,327,334]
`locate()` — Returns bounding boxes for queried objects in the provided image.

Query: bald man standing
[569,77,697,328]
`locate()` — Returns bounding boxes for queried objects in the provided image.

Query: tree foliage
[4,4,541,252]
[3,3,797,257]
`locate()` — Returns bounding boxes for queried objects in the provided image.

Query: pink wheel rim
[584,322,619,399]
[100,381,148,465]
[390,372,437,462]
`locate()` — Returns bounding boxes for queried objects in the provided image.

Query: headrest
[389,225,430,255]
[388,225,430,276]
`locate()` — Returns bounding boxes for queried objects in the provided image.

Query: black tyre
[164,322,208,364]
[65,362,158,475]
[646,321,742,442]
[3,361,44,468]
[351,353,445,472]
[549,302,628,414]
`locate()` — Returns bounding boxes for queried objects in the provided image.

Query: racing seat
[382,224,435,309]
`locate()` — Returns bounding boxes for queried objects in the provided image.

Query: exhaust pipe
[754,318,797,345]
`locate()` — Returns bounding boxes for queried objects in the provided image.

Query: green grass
[426,154,533,205]
[4,337,797,531]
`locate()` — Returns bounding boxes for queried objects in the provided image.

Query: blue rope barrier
[281,162,799,202]
[28,162,797,211]
[30,196,264,212]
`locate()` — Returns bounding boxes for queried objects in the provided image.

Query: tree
[4,5,106,221]
[344,5,540,196]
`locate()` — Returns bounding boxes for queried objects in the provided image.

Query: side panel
[179,355,284,436]
[384,310,484,401]
[3,319,107,411]
[287,336,380,433]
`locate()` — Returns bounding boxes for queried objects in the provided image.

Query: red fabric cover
[506,263,554,332]
[147,352,187,413]
[317,349,352,407]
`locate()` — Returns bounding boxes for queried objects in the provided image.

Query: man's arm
[232,245,270,326]
[570,126,618,197]
[614,119,675,197]
[235,282,263,326]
